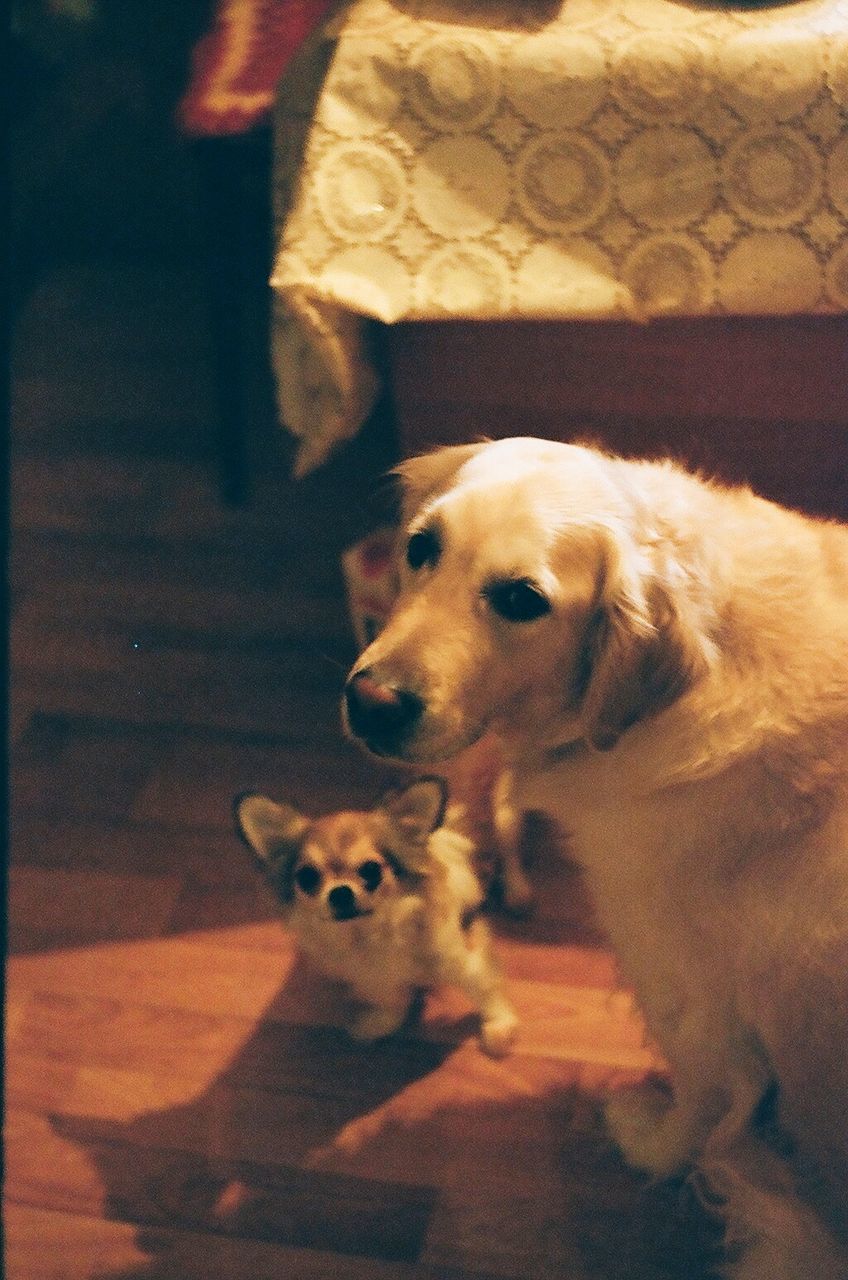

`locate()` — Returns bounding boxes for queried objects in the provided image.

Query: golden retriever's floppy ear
[233,793,309,902]
[377,777,448,872]
[393,442,487,524]
[580,543,708,751]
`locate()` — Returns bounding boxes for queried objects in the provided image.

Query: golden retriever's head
[344,438,708,763]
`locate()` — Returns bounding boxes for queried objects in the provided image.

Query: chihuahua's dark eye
[406,528,440,571]
[487,579,551,623]
[358,860,383,892]
[295,864,322,896]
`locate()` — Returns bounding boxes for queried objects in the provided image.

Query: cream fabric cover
[270,0,848,473]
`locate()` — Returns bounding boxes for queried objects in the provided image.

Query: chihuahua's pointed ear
[580,543,709,752]
[393,442,486,524]
[379,777,448,871]
[234,793,309,904]
[233,792,308,865]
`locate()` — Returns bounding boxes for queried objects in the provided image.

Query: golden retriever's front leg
[492,767,534,915]
[437,917,518,1057]
[606,1027,770,1177]
[605,1078,723,1176]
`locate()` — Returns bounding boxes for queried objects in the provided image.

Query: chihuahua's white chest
[292,895,433,998]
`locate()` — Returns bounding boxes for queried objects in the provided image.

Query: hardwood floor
[8,261,721,1278]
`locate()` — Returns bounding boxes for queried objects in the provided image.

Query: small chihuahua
[234,776,518,1056]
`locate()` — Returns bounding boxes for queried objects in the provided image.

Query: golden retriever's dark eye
[358,860,383,892]
[487,579,551,623]
[295,864,322,896]
[406,528,440,571]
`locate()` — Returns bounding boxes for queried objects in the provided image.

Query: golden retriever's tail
[697,1134,848,1280]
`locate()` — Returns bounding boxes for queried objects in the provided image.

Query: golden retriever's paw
[480,1005,519,1057]
[605,1081,694,1177]
[350,1007,406,1043]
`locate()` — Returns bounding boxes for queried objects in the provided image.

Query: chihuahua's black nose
[344,671,423,753]
[328,884,357,920]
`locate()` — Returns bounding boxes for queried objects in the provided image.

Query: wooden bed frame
[386,315,848,520]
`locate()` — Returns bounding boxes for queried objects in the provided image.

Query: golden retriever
[343,437,848,1280]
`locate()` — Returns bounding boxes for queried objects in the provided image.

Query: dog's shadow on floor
[51,948,722,1280]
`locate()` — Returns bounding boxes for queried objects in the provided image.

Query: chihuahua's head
[233,777,447,923]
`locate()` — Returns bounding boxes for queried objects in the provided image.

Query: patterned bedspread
[269,0,848,472]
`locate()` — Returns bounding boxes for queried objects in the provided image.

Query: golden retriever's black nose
[345,672,423,753]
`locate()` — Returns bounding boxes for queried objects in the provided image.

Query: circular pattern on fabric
[516,133,611,232]
[828,42,848,104]
[515,241,623,316]
[616,127,717,229]
[408,35,499,131]
[825,237,848,307]
[412,137,511,237]
[826,135,848,217]
[718,232,822,313]
[416,244,511,314]
[315,142,408,241]
[623,234,714,314]
[323,40,404,137]
[612,34,707,122]
[320,246,412,320]
[506,33,606,129]
[719,30,825,122]
[724,129,822,228]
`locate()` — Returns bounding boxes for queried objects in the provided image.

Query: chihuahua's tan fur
[344,438,848,1280]
[235,777,517,1056]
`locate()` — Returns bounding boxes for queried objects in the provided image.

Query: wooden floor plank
[7,1106,437,1264]
[6,1204,497,1280]
[7,933,658,1069]
[7,866,183,953]
[4,1047,671,1252]
[9,813,254,874]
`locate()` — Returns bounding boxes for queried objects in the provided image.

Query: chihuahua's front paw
[605,1081,694,1177]
[480,1004,519,1057]
[350,1006,406,1043]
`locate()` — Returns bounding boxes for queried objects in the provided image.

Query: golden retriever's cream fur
[343,438,848,1279]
